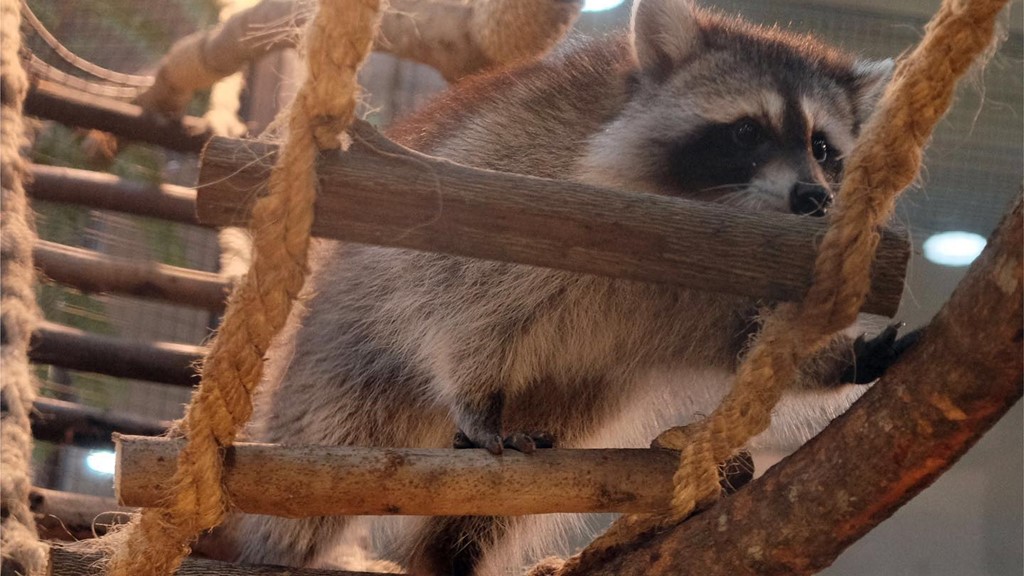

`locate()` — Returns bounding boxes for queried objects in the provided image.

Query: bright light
[583,0,626,12]
[85,450,116,475]
[923,231,986,267]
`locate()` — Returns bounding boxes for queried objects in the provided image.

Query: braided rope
[556,0,1010,568]
[0,1,49,573]
[104,2,385,575]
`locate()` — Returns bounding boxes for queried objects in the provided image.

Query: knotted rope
[1,0,49,573]
[105,2,385,575]
[557,0,1009,567]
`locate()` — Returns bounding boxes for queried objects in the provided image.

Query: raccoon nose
[789,182,833,217]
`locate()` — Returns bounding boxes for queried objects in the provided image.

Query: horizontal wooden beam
[48,547,388,576]
[29,321,204,387]
[197,122,909,316]
[34,240,229,311]
[23,79,211,152]
[27,488,133,541]
[116,436,685,516]
[27,164,206,227]
[27,396,169,447]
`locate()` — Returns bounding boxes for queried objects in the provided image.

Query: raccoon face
[577,0,893,216]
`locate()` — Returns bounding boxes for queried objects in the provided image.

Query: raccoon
[200,0,898,573]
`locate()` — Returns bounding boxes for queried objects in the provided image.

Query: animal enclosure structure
[1,0,1020,575]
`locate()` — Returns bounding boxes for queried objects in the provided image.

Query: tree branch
[136,0,584,116]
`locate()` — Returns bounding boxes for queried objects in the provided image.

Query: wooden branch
[23,79,211,152]
[116,436,686,516]
[28,321,204,387]
[48,547,390,576]
[28,488,133,541]
[378,0,583,82]
[34,240,229,311]
[197,123,909,316]
[27,164,206,226]
[26,397,169,447]
[561,197,1023,576]
[135,0,583,116]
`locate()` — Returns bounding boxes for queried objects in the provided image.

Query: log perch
[197,122,909,316]
[26,397,169,448]
[24,80,211,152]
[28,321,205,387]
[561,197,1023,576]
[48,547,388,576]
[26,488,133,541]
[34,240,229,311]
[27,164,207,227]
[116,436,685,516]
[135,0,583,116]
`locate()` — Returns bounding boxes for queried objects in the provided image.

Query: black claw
[453,430,503,454]
[841,322,921,384]
[455,430,556,454]
[503,432,537,454]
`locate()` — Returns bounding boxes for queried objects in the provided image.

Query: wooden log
[28,321,204,387]
[561,197,1024,576]
[116,436,684,516]
[27,488,133,541]
[26,397,169,447]
[23,79,211,152]
[34,240,229,311]
[27,164,206,227]
[134,0,581,117]
[48,547,389,576]
[196,122,909,316]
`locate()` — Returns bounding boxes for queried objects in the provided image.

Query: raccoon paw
[840,322,921,384]
[453,430,555,454]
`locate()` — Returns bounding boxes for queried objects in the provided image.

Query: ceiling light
[85,450,116,475]
[922,231,986,267]
[583,0,626,12]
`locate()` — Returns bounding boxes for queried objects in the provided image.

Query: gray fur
[198,0,892,573]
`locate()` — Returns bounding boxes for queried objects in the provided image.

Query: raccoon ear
[630,0,702,78]
[852,58,895,124]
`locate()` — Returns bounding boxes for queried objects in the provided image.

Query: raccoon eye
[811,133,831,163]
[732,120,764,149]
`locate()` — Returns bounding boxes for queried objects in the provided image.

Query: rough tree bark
[559,197,1023,576]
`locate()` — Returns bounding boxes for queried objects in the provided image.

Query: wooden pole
[34,240,229,311]
[560,197,1023,576]
[197,121,909,316]
[25,488,133,541]
[116,436,685,516]
[23,80,211,152]
[24,396,169,447]
[28,321,204,387]
[27,164,206,227]
[48,547,388,576]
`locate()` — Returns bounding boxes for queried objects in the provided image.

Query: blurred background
[19,0,1022,573]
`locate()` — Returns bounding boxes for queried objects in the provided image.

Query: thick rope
[104,2,385,575]
[556,0,1010,567]
[0,0,49,573]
